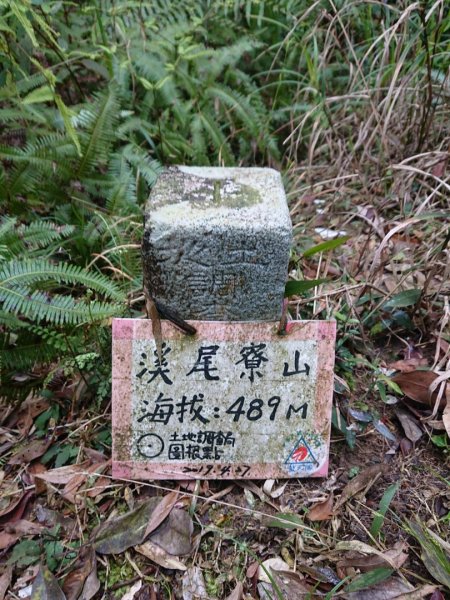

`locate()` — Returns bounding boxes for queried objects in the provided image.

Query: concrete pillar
[142,166,292,321]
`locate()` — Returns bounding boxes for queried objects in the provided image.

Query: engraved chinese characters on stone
[142,167,292,321]
[112,319,336,480]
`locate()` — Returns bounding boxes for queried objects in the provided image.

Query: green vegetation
[0,3,449,595]
[1,0,448,402]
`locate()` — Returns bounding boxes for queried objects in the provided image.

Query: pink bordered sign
[112,319,336,480]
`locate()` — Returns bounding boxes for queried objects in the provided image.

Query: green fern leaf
[76,88,120,176]
[0,259,125,301]
[1,289,122,325]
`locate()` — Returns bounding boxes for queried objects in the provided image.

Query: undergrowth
[0,1,448,404]
[0,1,449,598]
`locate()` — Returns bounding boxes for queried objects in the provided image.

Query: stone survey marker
[142,167,292,321]
[112,166,336,479]
[112,319,335,480]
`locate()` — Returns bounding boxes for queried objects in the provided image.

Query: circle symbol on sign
[136,433,164,459]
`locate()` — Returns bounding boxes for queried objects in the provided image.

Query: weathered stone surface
[112,318,336,480]
[143,166,292,321]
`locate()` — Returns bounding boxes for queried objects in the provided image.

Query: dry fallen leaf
[307,494,334,521]
[336,541,404,570]
[8,437,52,465]
[62,460,110,504]
[86,475,110,498]
[93,498,160,554]
[258,557,291,583]
[0,482,21,517]
[0,566,12,600]
[144,490,181,538]
[296,562,340,585]
[262,479,288,499]
[13,564,39,593]
[400,438,413,456]
[257,582,276,600]
[388,358,428,373]
[335,464,389,510]
[4,519,43,537]
[27,462,48,495]
[134,584,157,600]
[62,546,99,600]
[407,520,450,589]
[343,575,430,599]
[35,505,78,537]
[182,566,208,600]
[0,531,19,551]
[15,397,49,436]
[338,542,409,574]
[149,508,193,556]
[443,394,450,438]
[274,569,314,597]
[0,489,34,525]
[120,580,143,600]
[395,409,423,443]
[246,562,258,579]
[431,155,448,178]
[135,540,187,571]
[33,462,91,485]
[76,557,100,600]
[258,570,312,600]
[392,371,445,410]
[30,564,66,600]
[397,585,442,599]
[224,581,243,600]
[237,481,278,508]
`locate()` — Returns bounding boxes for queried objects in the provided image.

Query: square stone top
[145,166,292,232]
[143,166,292,321]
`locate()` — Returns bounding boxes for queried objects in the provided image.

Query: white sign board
[112,319,335,480]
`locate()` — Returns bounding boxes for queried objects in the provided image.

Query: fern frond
[75,88,121,175]
[198,112,233,164]
[0,72,47,101]
[0,107,44,123]
[106,154,138,211]
[121,143,161,187]
[209,38,263,75]
[16,222,75,249]
[0,217,17,240]
[0,260,125,301]
[4,163,40,198]
[0,141,75,175]
[1,289,122,325]
[190,114,208,164]
[0,308,23,328]
[0,220,75,258]
[0,338,61,369]
[206,85,260,136]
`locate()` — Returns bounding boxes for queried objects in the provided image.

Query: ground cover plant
[0,0,449,598]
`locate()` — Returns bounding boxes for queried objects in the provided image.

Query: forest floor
[1,169,449,600]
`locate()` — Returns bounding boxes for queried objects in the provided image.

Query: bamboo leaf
[55,95,82,157]
[302,236,350,258]
[370,482,400,539]
[406,521,450,588]
[345,568,394,593]
[285,279,328,297]
[382,289,421,310]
